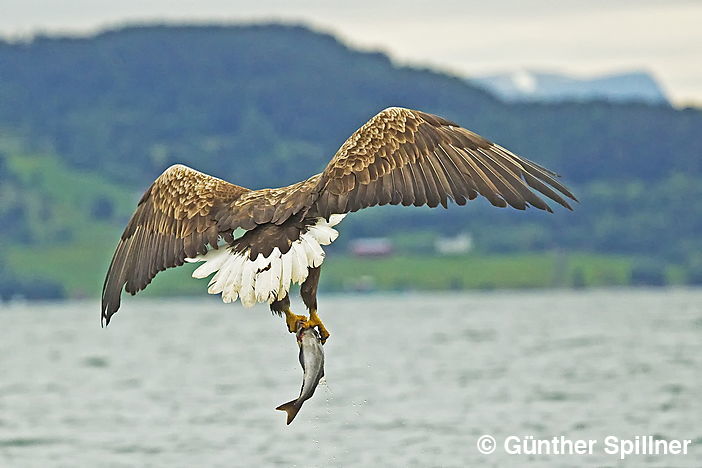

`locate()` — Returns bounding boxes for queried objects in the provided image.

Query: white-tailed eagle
[102,107,576,341]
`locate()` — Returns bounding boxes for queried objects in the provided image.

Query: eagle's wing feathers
[311,107,577,217]
[218,175,322,230]
[101,164,250,324]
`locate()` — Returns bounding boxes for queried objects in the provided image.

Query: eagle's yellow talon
[301,309,330,343]
[284,309,307,333]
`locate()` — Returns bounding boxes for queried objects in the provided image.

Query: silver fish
[276,325,325,425]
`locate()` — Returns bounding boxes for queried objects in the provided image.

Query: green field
[319,252,633,292]
[7,240,641,299]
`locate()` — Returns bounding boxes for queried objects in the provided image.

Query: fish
[276,325,325,425]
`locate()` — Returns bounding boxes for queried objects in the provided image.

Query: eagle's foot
[301,309,330,344]
[284,309,308,333]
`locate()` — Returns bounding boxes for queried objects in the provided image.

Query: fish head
[296,326,321,344]
[294,320,307,341]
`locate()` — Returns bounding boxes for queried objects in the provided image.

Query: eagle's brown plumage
[102,107,576,325]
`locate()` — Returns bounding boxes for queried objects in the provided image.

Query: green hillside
[2,25,700,188]
[0,24,701,299]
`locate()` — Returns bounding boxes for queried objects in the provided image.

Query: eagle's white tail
[187,215,345,306]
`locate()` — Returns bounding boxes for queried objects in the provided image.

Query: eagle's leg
[300,266,329,343]
[270,294,307,333]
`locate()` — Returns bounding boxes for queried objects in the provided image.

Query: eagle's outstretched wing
[310,107,577,217]
[101,164,321,324]
[101,165,248,324]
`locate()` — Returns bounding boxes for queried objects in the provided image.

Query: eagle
[102,107,576,341]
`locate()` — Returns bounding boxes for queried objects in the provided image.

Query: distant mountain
[470,70,669,104]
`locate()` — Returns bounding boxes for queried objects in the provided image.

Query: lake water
[0,289,700,467]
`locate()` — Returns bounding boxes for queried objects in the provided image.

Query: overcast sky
[2,0,700,106]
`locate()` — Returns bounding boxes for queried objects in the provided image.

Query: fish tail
[276,399,302,425]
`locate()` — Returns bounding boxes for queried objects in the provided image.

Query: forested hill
[0,23,701,298]
[1,24,700,188]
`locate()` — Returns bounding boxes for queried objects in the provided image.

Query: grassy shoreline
[6,246,660,300]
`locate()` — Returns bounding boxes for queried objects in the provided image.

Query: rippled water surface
[1,289,701,467]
